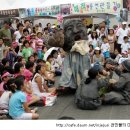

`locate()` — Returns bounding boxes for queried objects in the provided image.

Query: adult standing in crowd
[43,27,49,48]
[116,22,128,53]
[24,20,31,34]
[13,23,24,43]
[100,21,108,36]
[0,20,12,46]
[46,23,52,33]
[107,28,116,54]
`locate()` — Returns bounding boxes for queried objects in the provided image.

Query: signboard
[27,5,60,17]
[0,9,19,17]
[60,4,71,15]
[71,0,122,14]
[123,0,130,11]
[51,5,60,15]
[19,9,28,18]
[82,18,93,26]
[25,0,123,17]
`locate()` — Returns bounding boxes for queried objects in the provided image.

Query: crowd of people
[0,19,66,119]
[0,18,130,119]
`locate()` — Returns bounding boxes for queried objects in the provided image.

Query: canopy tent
[91,13,116,19]
[44,47,59,61]
[63,13,116,19]
[21,16,57,20]
[43,0,82,6]
[0,0,101,10]
[43,0,105,6]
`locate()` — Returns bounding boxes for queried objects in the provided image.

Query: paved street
[38,94,130,120]
[37,75,130,120]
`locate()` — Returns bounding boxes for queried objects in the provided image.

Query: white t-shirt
[118,57,128,64]
[98,33,105,46]
[0,91,11,109]
[14,31,22,43]
[31,73,45,98]
[128,54,130,59]
[128,37,130,45]
[115,54,122,63]
[51,58,61,71]
[88,37,99,48]
[116,28,128,44]
[101,43,110,53]
[57,55,64,67]
[121,42,130,53]
[96,29,100,36]
[127,27,130,33]
[0,44,5,60]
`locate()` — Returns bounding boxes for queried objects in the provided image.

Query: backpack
[75,78,101,110]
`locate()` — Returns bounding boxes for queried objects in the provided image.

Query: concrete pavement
[37,74,130,120]
[38,94,130,119]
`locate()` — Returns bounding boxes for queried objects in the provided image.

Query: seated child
[0,83,12,110]
[8,77,39,120]
[32,65,56,98]
[22,73,40,106]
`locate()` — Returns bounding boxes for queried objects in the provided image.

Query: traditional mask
[63,19,87,51]
[48,19,87,52]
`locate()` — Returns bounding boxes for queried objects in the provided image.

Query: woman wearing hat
[102,60,130,105]
[0,72,12,95]
[92,47,105,66]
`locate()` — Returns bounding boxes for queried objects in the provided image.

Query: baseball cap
[51,25,56,28]
[122,21,127,25]
[94,47,100,51]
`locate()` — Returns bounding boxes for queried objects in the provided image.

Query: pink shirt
[36,39,43,51]
[0,82,4,91]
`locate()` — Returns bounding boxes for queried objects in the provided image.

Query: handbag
[42,94,57,106]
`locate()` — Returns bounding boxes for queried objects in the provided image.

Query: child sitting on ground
[32,65,56,98]
[0,80,12,110]
[8,77,39,120]
[22,73,40,106]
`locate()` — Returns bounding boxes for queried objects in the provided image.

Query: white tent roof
[0,0,47,10]
[42,0,106,6]
[43,0,80,6]
[63,13,116,19]
[0,0,100,10]
[44,47,59,61]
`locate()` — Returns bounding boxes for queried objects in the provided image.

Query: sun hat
[94,47,100,51]
[122,21,127,25]
[51,25,56,28]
